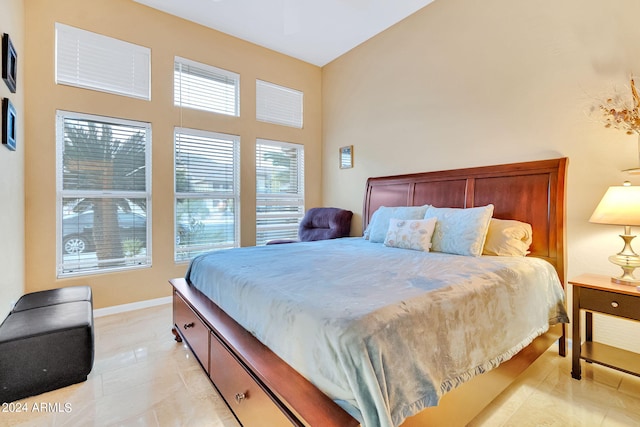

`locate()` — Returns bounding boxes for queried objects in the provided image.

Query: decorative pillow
[384,217,437,251]
[425,204,494,256]
[482,218,533,257]
[367,205,430,243]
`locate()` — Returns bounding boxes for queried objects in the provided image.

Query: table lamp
[589,181,640,285]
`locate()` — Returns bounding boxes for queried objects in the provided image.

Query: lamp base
[608,232,640,286]
[611,276,640,286]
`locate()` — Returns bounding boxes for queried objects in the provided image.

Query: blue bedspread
[185,237,568,427]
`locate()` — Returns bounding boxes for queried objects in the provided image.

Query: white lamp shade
[589,185,640,226]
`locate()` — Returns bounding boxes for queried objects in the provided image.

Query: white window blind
[175,128,240,261]
[256,139,304,245]
[256,80,303,128]
[55,23,151,100]
[174,57,240,116]
[56,111,152,277]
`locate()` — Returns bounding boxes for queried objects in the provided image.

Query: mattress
[185,237,568,427]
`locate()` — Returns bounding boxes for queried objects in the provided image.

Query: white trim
[93,296,171,318]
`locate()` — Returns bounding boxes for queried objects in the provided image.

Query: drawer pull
[234,392,247,404]
[183,322,195,329]
[611,301,619,308]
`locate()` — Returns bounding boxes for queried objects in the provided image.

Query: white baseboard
[93,296,172,318]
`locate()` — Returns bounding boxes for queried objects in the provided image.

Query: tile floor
[1,303,639,427]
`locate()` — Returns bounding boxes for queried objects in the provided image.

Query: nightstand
[570,273,640,380]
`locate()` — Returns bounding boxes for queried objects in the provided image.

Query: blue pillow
[425,204,494,256]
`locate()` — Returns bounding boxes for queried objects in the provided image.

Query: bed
[170,157,569,427]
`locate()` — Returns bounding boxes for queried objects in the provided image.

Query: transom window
[256,80,303,128]
[55,23,151,100]
[174,56,240,116]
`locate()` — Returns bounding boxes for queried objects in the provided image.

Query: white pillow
[482,218,533,257]
[425,204,494,256]
[367,205,430,243]
[384,217,438,251]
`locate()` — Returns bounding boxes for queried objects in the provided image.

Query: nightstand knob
[611,301,619,308]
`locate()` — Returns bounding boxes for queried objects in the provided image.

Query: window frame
[56,110,152,278]
[255,138,305,245]
[174,127,241,262]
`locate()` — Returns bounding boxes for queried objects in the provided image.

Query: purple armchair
[266,207,353,244]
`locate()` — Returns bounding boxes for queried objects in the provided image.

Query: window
[175,128,240,261]
[174,57,240,116]
[256,80,303,128]
[56,111,152,277]
[55,23,151,100]
[256,139,304,245]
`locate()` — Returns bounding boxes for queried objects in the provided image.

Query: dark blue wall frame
[2,97,16,151]
[2,33,17,93]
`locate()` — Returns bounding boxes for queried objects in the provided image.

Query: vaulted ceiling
[134,0,435,66]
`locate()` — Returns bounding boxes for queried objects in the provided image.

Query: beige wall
[24,0,322,309]
[0,0,25,320]
[322,0,640,352]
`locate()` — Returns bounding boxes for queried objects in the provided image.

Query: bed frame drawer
[209,331,296,427]
[173,291,209,373]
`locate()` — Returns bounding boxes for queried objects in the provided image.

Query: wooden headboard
[363,158,568,283]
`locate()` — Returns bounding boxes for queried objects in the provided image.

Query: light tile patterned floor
[1,304,239,427]
[2,303,639,426]
[470,342,640,427]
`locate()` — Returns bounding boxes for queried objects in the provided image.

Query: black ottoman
[0,289,94,403]
[12,286,92,312]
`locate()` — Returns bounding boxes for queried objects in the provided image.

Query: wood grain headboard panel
[363,158,568,283]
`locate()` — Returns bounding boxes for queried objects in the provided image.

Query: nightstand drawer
[580,288,640,321]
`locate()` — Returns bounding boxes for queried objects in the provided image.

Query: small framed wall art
[340,145,353,169]
[2,33,17,93]
[2,98,16,151]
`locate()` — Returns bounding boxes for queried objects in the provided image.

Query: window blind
[174,57,240,116]
[256,139,305,245]
[56,111,152,277]
[256,80,303,128]
[175,128,240,261]
[55,23,151,100]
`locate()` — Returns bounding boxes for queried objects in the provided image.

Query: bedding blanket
[186,237,568,427]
